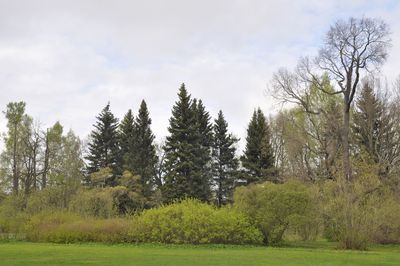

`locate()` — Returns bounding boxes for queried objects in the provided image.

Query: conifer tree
[241,108,274,184]
[212,110,239,206]
[191,99,213,202]
[131,100,158,198]
[119,109,135,171]
[353,82,394,176]
[86,103,121,184]
[162,84,199,202]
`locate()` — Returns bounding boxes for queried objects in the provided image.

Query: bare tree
[272,17,391,181]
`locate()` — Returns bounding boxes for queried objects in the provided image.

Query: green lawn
[0,242,399,266]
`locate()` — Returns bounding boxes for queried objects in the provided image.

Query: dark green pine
[162,83,198,202]
[212,110,239,206]
[241,108,274,184]
[119,109,136,172]
[132,100,158,198]
[86,103,121,184]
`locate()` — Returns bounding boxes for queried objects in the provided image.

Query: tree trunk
[343,103,352,182]
[42,132,49,188]
[12,123,19,194]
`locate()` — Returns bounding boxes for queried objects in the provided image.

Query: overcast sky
[1,0,399,150]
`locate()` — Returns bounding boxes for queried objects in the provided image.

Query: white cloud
[0,0,399,151]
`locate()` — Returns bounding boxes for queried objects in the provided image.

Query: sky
[0,0,399,150]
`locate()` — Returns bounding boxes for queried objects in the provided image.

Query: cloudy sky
[1,0,399,149]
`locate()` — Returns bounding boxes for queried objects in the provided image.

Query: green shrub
[234,180,318,245]
[0,194,29,237]
[321,163,400,249]
[128,199,262,245]
[26,186,75,214]
[69,188,116,218]
[25,211,130,243]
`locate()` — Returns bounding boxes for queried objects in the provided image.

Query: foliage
[234,180,318,245]
[25,211,130,243]
[69,188,116,218]
[321,161,400,249]
[212,110,239,206]
[241,108,275,184]
[128,199,263,244]
[85,103,121,179]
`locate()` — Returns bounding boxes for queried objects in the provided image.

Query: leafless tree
[272,17,391,181]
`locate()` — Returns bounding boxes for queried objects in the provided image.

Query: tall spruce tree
[212,110,239,206]
[86,103,121,184]
[163,84,200,202]
[192,99,213,202]
[353,82,395,175]
[119,109,136,171]
[241,108,274,184]
[131,100,158,198]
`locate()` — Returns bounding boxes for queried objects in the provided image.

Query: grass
[0,241,399,265]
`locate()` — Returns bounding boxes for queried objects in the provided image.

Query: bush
[25,211,130,243]
[321,170,400,249]
[234,180,319,245]
[0,194,29,238]
[128,199,263,245]
[69,188,116,218]
[26,186,75,214]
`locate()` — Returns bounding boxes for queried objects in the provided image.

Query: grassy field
[0,241,399,266]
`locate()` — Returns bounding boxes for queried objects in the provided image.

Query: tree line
[0,84,276,207]
[1,16,399,211]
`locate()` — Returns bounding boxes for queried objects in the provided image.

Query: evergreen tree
[86,103,121,184]
[131,100,158,198]
[212,110,239,207]
[119,109,136,171]
[162,84,199,202]
[241,108,274,184]
[191,99,213,202]
[353,82,395,175]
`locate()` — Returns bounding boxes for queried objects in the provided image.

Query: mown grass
[0,241,399,265]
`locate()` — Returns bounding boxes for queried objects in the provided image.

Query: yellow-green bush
[69,188,116,218]
[128,199,263,244]
[25,211,130,243]
[234,180,319,245]
[321,169,400,249]
[0,194,29,237]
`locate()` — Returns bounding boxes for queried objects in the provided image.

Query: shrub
[26,186,74,214]
[0,194,29,237]
[69,188,116,218]
[234,180,318,245]
[127,199,263,245]
[321,163,400,249]
[25,211,130,243]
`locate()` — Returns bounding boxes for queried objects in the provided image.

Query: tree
[86,103,121,183]
[272,17,391,181]
[163,84,200,202]
[131,100,158,198]
[42,121,63,188]
[212,110,239,206]
[316,17,391,181]
[353,80,396,176]
[191,99,213,202]
[241,108,274,184]
[3,102,26,193]
[119,109,136,172]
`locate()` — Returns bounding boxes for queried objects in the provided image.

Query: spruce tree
[119,109,136,171]
[132,100,158,198]
[353,82,394,175]
[212,110,239,206]
[163,84,199,202]
[86,103,121,184]
[192,99,213,202]
[241,108,274,184]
